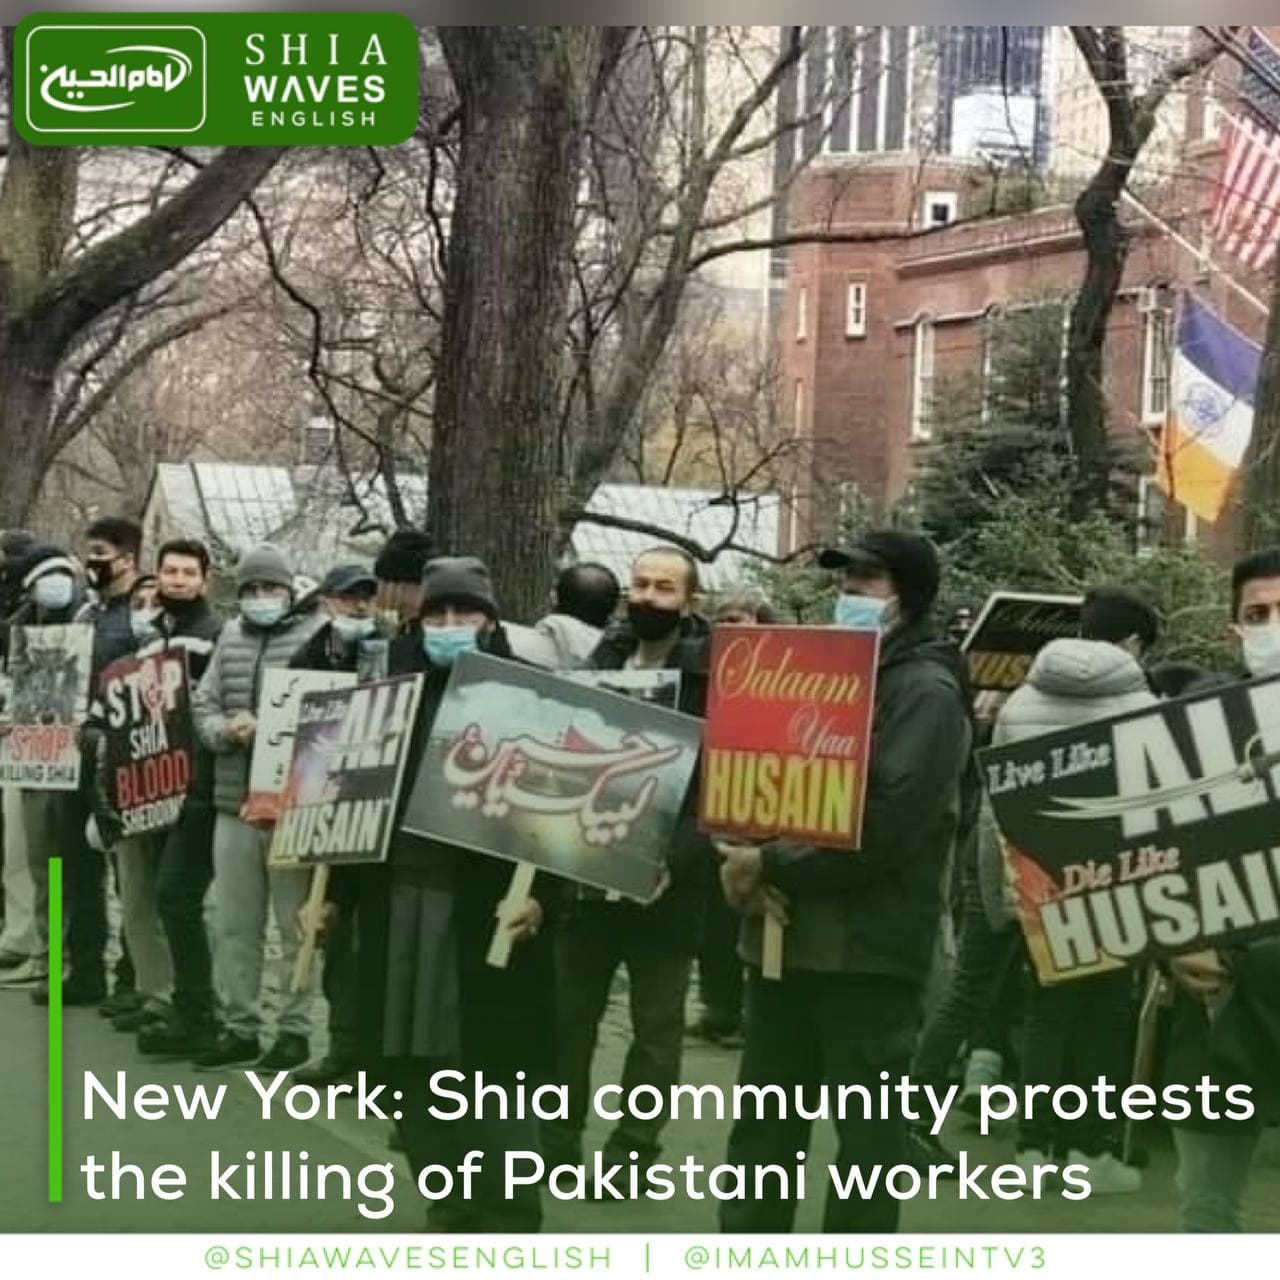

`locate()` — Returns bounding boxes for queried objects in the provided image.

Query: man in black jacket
[542,545,714,1175]
[718,530,972,1233]
[133,539,226,1057]
[289,563,378,1085]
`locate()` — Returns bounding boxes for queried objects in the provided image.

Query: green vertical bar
[48,856,63,1204]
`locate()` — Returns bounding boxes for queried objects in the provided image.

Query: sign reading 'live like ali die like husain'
[699,625,879,850]
[14,12,419,146]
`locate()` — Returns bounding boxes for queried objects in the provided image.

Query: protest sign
[963,591,1083,693]
[698,625,878,849]
[269,674,424,867]
[982,674,1280,983]
[241,668,357,825]
[565,669,682,711]
[402,652,702,901]
[0,623,93,789]
[99,650,193,838]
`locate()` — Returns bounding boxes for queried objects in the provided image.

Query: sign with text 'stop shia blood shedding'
[983,673,1280,983]
[699,625,879,850]
[402,652,702,902]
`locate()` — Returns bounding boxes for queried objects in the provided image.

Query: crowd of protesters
[1,517,1278,1233]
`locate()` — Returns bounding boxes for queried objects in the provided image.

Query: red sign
[699,625,879,850]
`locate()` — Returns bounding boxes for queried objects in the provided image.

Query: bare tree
[0,26,284,525]
[1064,26,1225,515]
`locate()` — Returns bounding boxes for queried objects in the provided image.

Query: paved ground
[3,972,1279,1235]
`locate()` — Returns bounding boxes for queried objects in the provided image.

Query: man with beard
[541,545,713,1178]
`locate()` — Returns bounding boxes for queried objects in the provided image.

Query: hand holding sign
[227,711,257,746]
[1169,949,1227,997]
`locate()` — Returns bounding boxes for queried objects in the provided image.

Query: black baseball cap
[818,529,941,617]
[318,563,378,598]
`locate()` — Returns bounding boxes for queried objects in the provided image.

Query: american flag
[1210,29,1280,270]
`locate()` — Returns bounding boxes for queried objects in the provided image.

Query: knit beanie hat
[420,556,498,619]
[374,528,434,584]
[13,543,78,590]
[235,543,293,593]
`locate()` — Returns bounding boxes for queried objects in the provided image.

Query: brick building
[776,144,1268,555]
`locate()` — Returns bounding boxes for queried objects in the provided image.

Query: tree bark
[1240,250,1280,551]
[428,28,630,620]
[0,25,284,521]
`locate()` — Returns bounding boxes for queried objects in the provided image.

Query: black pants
[543,924,692,1163]
[720,968,919,1234]
[1018,964,1134,1156]
[698,889,744,1033]
[382,1056,542,1231]
[322,902,363,1060]
[156,803,215,1022]
[62,791,108,988]
[911,871,1022,1089]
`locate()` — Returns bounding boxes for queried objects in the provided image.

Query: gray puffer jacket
[192,609,325,815]
[992,637,1157,748]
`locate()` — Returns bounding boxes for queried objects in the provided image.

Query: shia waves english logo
[39,44,193,114]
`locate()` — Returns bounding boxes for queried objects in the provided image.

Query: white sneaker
[1015,1147,1059,1193]
[0,957,48,988]
[1066,1149,1142,1195]
[959,1048,1003,1114]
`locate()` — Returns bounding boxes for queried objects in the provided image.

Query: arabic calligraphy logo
[442,722,682,846]
[40,45,193,114]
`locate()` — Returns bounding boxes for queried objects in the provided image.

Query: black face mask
[85,557,119,591]
[627,600,683,643]
[158,592,201,617]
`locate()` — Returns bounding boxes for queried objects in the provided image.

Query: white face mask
[33,574,74,612]
[1242,622,1280,678]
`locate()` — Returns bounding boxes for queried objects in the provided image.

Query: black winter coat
[331,626,559,1080]
[558,612,715,954]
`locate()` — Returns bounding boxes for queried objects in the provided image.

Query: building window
[793,377,806,437]
[1136,475,1166,555]
[845,281,867,338]
[1142,307,1172,425]
[302,413,335,465]
[796,285,809,342]
[923,190,958,228]
[910,318,935,442]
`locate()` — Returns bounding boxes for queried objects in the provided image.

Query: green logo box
[15,12,419,146]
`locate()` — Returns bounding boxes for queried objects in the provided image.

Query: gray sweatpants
[211,812,314,1041]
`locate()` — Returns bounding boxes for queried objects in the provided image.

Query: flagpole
[1119,189,1270,317]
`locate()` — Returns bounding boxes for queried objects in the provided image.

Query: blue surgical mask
[331,615,377,644]
[834,593,889,631]
[33,573,74,613]
[241,598,288,629]
[131,610,161,642]
[422,624,479,668]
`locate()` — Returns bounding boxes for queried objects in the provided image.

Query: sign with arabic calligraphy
[99,650,193,839]
[241,668,358,826]
[0,623,93,790]
[983,674,1280,983]
[963,591,1083,693]
[268,675,423,868]
[402,652,703,901]
[699,626,878,849]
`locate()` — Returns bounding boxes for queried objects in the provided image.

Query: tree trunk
[1240,250,1280,551]
[1065,170,1129,518]
[428,29,627,621]
[0,345,58,526]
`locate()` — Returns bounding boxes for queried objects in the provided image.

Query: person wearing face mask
[716,529,972,1234]
[0,547,86,993]
[990,585,1159,1195]
[540,546,714,1179]
[125,540,225,1060]
[286,563,379,1087]
[322,555,556,1231]
[1161,548,1280,1232]
[190,543,325,1070]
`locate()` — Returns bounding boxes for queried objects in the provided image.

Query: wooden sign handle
[291,864,330,994]
[762,914,784,981]
[487,861,537,970]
